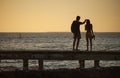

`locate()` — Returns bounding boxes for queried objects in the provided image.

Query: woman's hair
[86,19,90,25]
[85,19,91,31]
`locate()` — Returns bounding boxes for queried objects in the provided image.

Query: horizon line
[0,31,120,33]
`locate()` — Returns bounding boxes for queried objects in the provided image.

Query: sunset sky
[0,0,120,32]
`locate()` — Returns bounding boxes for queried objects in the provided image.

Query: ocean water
[0,32,120,70]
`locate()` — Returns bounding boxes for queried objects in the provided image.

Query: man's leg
[76,38,80,50]
[73,38,76,50]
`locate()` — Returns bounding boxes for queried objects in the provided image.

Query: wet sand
[0,67,120,78]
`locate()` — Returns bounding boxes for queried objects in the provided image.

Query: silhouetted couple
[71,16,95,51]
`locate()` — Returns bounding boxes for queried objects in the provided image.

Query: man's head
[76,16,80,21]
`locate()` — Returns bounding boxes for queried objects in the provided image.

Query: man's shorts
[73,33,81,39]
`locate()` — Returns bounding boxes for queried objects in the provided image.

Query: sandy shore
[0,67,120,78]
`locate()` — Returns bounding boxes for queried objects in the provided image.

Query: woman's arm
[91,24,95,40]
[91,24,94,35]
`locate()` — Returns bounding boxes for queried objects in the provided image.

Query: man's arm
[80,20,86,25]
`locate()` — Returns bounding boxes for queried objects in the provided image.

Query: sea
[0,32,120,71]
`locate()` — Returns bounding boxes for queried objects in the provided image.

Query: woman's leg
[86,37,89,51]
[90,38,92,51]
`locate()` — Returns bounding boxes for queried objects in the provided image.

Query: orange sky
[0,0,120,32]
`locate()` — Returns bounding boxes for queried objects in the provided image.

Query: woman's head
[85,19,91,31]
[86,19,90,24]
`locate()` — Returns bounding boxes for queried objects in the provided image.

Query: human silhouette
[71,16,86,50]
[85,19,95,51]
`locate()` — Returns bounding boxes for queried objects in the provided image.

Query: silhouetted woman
[85,19,95,51]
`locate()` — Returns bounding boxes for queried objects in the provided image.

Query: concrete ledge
[0,50,120,60]
[0,50,120,71]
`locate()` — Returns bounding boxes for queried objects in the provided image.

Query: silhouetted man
[71,16,86,50]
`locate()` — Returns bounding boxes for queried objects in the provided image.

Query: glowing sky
[0,0,120,32]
